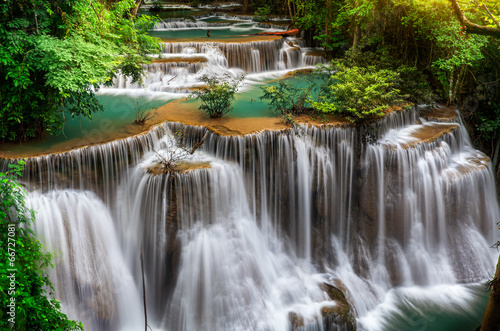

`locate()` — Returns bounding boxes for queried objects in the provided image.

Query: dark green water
[359,283,488,331]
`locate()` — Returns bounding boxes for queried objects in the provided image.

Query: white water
[13,107,498,330]
[107,16,325,94]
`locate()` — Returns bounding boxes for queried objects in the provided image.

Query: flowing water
[3,12,498,331]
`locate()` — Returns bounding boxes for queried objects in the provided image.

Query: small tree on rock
[189,75,244,118]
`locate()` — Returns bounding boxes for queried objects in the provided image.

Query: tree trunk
[132,0,143,17]
[287,0,294,23]
[450,0,500,38]
[325,0,332,37]
[491,136,500,174]
[451,64,466,104]
[448,67,456,106]
[352,24,361,49]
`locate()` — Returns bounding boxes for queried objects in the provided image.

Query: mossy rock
[288,311,305,329]
[320,283,357,330]
[288,283,356,330]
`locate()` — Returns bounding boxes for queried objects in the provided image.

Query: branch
[190,132,208,154]
[450,0,500,38]
[482,2,500,30]
[132,0,143,18]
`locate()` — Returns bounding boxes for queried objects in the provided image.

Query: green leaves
[260,80,311,116]
[311,62,404,123]
[189,75,244,118]
[0,0,161,142]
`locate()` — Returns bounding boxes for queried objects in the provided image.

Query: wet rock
[320,283,357,331]
[288,311,305,330]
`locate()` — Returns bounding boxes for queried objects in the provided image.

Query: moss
[320,283,357,330]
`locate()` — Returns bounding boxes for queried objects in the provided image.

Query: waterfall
[106,19,322,94]
[27,190,143,331]
[9,107,498,330]
[161,39,284,73]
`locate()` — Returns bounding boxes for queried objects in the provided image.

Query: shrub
[133,102,158,125]
[310,62,404,123]
[260,80,312,116]
[189,75,244,118]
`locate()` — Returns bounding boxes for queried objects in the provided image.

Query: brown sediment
[0,99,286,159]
[455,152,490,175]
[282,68,314,77]
[388,123,459,150]
[420,105,458,121]
[0,100,404,159]
[152,57,208,64]
[153,98,289,136]
[210,20,246,24]
[410,123,458,143]
[257,28,299,36]
[186,85,209,91]
[160,35,282,43]
[147,161,211,176]
[294,110,351,127]
[0,119,164,159]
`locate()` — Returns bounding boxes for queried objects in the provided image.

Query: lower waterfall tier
[11,107,499,330]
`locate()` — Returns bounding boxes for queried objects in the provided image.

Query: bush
[133,102,158,125]
[189,75,244,118]
[396,65,435,105]
[336,49,435,106]
[260,80,312,116]
[0,162,83,330]
[310,62,404,123]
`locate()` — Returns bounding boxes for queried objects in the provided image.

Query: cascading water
[108,16,326,94]
[8,106,498,331]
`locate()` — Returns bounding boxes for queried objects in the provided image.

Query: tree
[450,0,500,38]
[0,0,160,142]
[0,162,83,330]
[189,75,244,118]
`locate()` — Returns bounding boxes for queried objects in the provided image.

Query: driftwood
[257,29,300,37]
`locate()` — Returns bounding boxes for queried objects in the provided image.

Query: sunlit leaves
[311,62,404,123]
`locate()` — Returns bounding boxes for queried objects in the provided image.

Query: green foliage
[189,75,244,118]
[311,62,404,123]
[0,0,161,142]
[254,6,272,21]
[260,80,311,115]
[475,102,500,142]
[0,162,83,330]
[396,65,436,105]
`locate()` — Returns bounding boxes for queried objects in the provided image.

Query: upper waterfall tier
[107,19,325,92]
[160,38,287,73]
